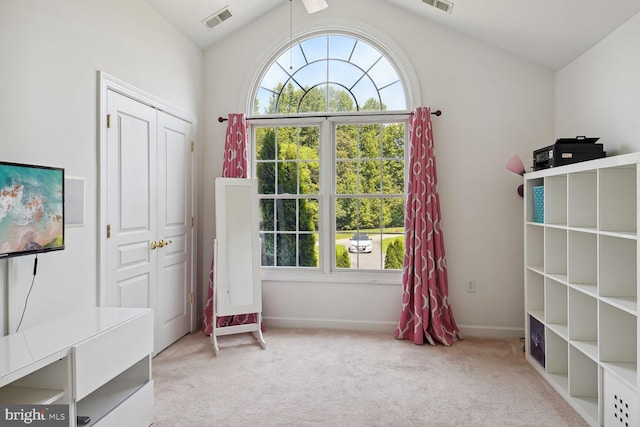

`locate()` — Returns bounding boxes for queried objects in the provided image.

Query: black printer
[533,136,605,170]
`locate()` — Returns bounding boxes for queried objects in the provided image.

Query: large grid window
[335,122,405,270]
[256,125,320,267]
[252,33,408,272]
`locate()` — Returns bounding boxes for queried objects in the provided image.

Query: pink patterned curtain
[202,113,259,335]
[394,107,461,346]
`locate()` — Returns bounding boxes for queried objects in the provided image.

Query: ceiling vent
[202,6,232,29]
[422,0,453,13]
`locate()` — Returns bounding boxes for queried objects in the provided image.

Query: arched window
[254,34,407,115]
[250,32,410,275]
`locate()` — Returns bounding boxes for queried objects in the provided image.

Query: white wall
[203,0,555,337]
[0,0,202,333]
[556,12,640,154]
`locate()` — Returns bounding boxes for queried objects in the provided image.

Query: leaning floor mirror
[211,177,266,355]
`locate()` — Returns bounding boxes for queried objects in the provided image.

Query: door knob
[151,239,173,249]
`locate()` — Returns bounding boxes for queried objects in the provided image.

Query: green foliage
[335,245,351,268]
[384,238,405,270]
[255,118,319,267]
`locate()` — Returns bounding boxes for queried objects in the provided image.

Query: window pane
[358,160,381,194]
[300,85,327,113]
[352,77,381,111]
[295,61,328,89]
[368,57,399,88]
[299,234,318,267]
[328,35,356,60]
[259,199,274,230]
[382,197,405,229]
[276,199,297,231]
[261,65,289,96]
[277,161,298,194]
[382,160,404,194]
[379,82,406,112]
[336,125,357,159]
[335,160,356,195]
[276,44,306,73]
[303,161,320,194]
[256,162,276,195]
[350,41,381,71]
[276,233,297,266]
[299,199,318,232]
[328,60,360,88]
[300,36,328,63]
[255,87,275,115]
[328,83,357,112]
[336,197,356,232]
[381,123,404,159]
[382,234,405,270]
[256,128,276,161]
[298,127,319,160]
[276,82,304,114]
[261,232,275,266]
[358,124,382,157]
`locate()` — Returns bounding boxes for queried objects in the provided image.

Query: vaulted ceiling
[145,0,640,70]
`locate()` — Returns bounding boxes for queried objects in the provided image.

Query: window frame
[250,113,409,284]
[247,29,417,284]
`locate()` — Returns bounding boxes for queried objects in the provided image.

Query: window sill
[260,268,402,285]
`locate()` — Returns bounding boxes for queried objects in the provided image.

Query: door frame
[97,71,198,332]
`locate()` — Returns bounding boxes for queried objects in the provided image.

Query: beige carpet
[152,328,587,426]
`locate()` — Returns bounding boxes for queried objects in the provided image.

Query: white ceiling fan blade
[301,0,328,14]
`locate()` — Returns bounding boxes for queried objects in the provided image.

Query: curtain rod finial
[218,116,226,122]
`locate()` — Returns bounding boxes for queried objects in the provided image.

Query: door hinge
[191,216,195,228]
[107,114,111,129]
[191,141,195,152]
[106,224,111,239]
[190,292,195,304]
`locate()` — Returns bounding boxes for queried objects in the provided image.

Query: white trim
[261,270,402,285]
[458,325,525,340]
[97,71,198,331]
[264,316,398,333]
[249,114,409,276]
[264,317,525,340]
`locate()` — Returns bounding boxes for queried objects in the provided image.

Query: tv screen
[0,161,64,258]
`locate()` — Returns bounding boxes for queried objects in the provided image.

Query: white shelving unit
[0,307,153,426]
[524,153,640,427]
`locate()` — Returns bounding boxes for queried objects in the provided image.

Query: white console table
[0,307,153,426]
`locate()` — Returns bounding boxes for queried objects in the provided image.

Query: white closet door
[106,90,158,313]
[155,111,192,352]
[106,90,192,354]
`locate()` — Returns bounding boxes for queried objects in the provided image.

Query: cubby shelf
[524,153,640,427]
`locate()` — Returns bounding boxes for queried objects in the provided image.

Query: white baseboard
[264,316,397,333]
[457,324,524,340]
[263,316,524,340]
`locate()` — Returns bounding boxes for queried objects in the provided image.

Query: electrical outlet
[465,280,476,293]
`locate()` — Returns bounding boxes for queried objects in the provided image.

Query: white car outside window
[349,233,372,253]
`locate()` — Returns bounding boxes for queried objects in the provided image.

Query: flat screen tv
[0,161,64,258]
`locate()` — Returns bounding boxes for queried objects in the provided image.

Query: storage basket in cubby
[533,186,544,223]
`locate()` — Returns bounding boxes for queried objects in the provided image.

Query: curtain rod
[217,110,442,123]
